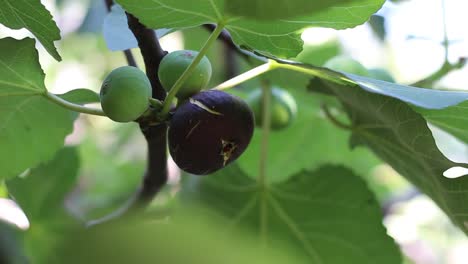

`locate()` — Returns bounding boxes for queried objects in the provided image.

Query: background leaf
[102,4,175,51]
[7,147,81,263]
[415,102,468,145]
[56,211,305,264]
[58,89,100,105]
[102,4,138,51]
[0,0,62,61]
[181,164,401,263]
[7,147,79,220]
[311,78,468,235]
[0,38,74,180]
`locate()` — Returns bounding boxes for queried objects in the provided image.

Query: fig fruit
[324,55,369,76]
[168,90,254,175]
[100,66,152,122]
[246,87,297,130]
[158,50,212,99]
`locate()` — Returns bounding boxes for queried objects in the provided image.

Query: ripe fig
[158,50,212,100]
[324,55,369,76]
[168,90,254,175]
[100,66,152,122]
[246,87,297,130]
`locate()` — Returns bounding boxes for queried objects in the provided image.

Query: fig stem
[44,92,106,116]
[149,97,163,109]
[258,80,272,244]
[320,103,354,130]
[213,61,277,90]
[159,23,226,119]
[275,62,351,84]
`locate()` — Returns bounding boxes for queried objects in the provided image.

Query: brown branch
[126,13,167,100]
[136,123,168,204]
[88,6,169,227]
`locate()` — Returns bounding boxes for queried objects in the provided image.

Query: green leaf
[225,0,356,20]
[55,212,304,264]
[342,73,468,109]
[116,0,384,57]
[0,38,75,180]
[7,147,79,221]
[6,147,80,264]
[58,89,100,105]
[181,164,401,263]
[0,0,62,61]
[312,77,468,235]
[414,101,468,145]
[296,40,341,66]
[73,127,144,219]
[258,56,468,108]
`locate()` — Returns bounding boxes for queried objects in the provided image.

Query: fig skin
[100,66,152,122]
[158,50,212,100]
[246,87,297,130]
[168,90,254,175]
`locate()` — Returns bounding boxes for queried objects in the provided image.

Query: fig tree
[100,66,152,122]
[324,55,369,76]
[246,87,297,130]
[158,50,212,100]
[168,90,254,175]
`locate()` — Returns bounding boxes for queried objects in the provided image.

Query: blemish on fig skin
[220,139,237,166]
[185,120,201,139]
[189,98,223,116]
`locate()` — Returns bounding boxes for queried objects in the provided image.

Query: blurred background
[1,0,468,263]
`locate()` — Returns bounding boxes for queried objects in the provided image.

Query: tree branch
[126,13,167,100]
[126,13,168,204]
[126,12,168,210]
[136,123,168,204]
[88,9,169,227]
[411,57,466,88]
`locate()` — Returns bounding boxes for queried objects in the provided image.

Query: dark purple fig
[168,90,254,175]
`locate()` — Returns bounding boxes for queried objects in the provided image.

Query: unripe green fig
[368,68,395,82]
[324,55,369,76]
[168,90,254,175]
[100,66,152,122]
[158,50,212,99]
[246,87,297,130]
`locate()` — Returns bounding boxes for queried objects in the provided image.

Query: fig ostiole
[246,87,297,130]
[100,66,152,122]
[168,90,254,175]
[158,50,212,100]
